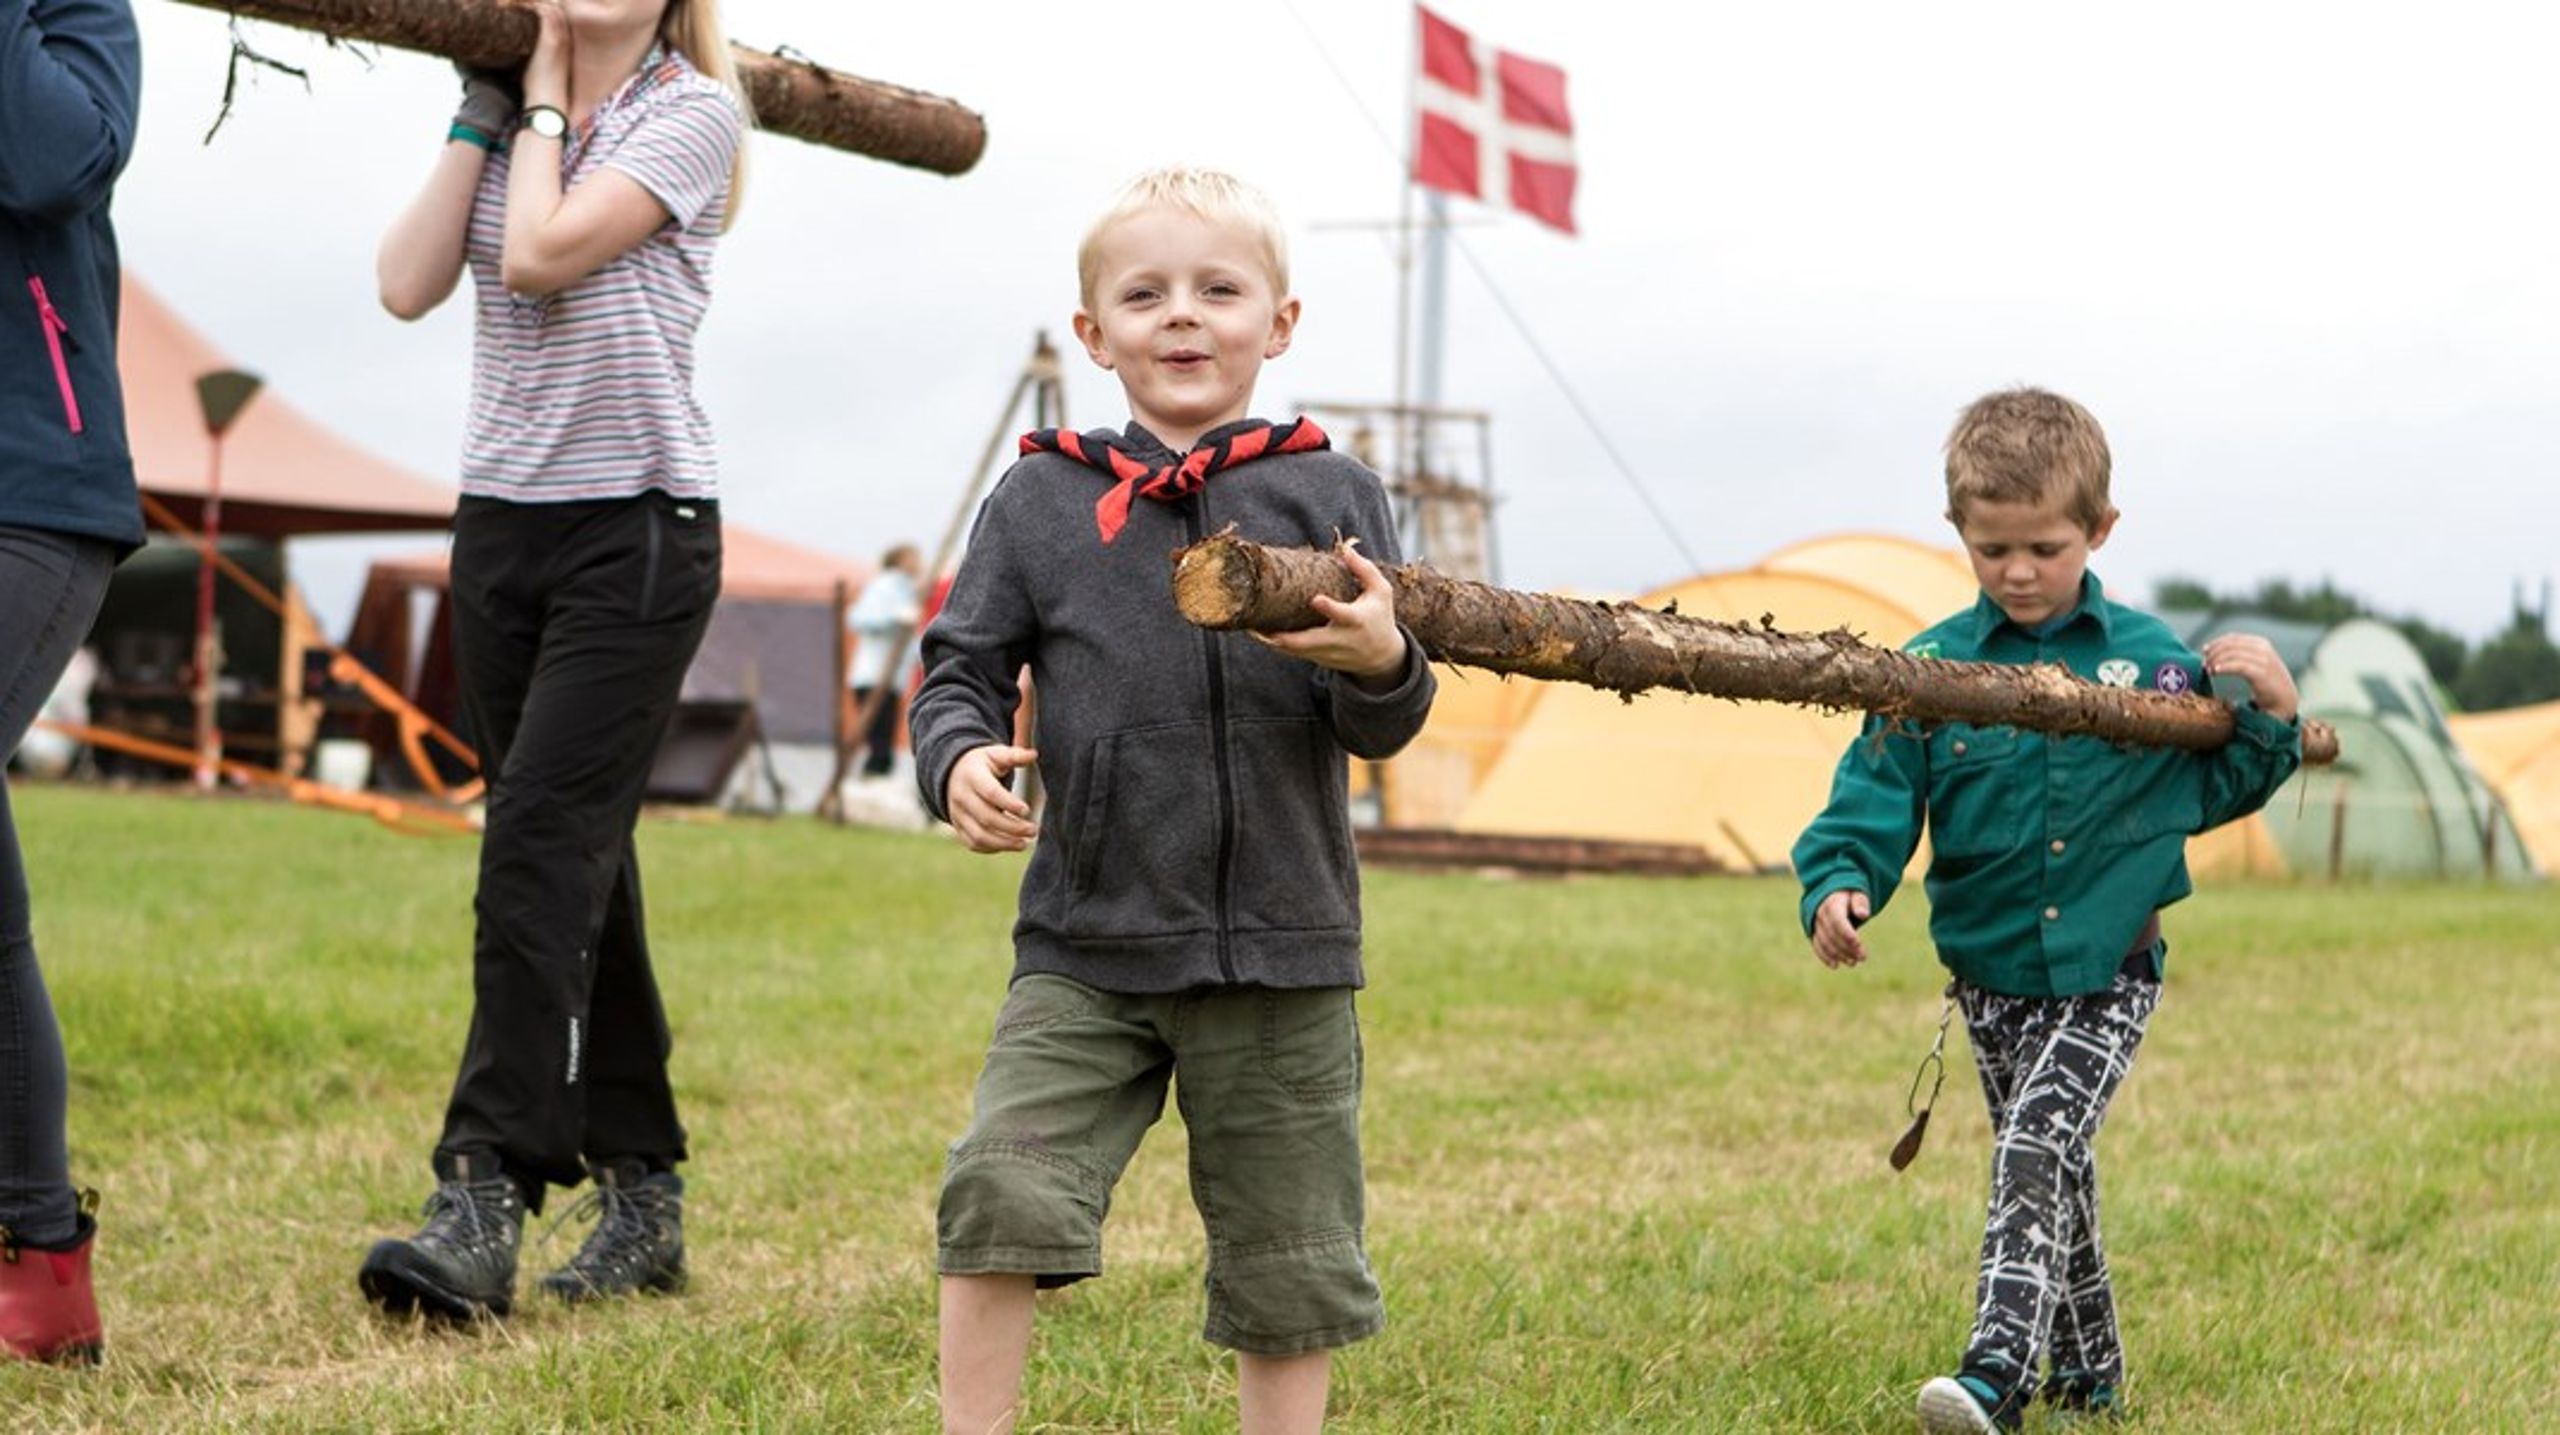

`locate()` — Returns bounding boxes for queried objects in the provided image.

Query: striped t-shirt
[460,48,745,503]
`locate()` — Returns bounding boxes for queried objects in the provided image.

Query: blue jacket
[2,0,141,552]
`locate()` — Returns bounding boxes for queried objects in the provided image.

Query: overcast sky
[117,1,2557,640]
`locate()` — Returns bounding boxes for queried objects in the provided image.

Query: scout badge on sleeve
[1890,982,1958,1171]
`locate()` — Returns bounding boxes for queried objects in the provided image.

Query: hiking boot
[357,1156,525,1321]
[0,1191,103,1366]
[1918,1374,2022,1433]
[537,1161,685,1304]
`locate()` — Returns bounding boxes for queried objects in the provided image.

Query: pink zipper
[27,276,84,435]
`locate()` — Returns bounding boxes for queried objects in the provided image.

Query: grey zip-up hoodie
[911,420,1436,994]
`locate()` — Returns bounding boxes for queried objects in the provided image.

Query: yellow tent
[1370,661,1551,828]
[1377,536,1977,839]
[1449,568,1941,871]
[2447,699,2560,876]
[1756,532,1980,621]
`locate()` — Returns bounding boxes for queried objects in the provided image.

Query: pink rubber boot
[0,1200,102,1366]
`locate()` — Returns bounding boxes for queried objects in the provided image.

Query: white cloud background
[118,0,2558,637]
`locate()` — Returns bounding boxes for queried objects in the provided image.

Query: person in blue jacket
[0,0,140,1368]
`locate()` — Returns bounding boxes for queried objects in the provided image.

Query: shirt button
[1952,740,1969,756]
[2043,906,2060,921]
[2050,839,2067,855]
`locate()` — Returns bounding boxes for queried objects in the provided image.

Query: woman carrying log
[357,0,746,1321]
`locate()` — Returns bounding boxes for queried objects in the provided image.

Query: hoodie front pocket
[1225,717,1358,932]
[26,277,83,435]
[1061,722,1219,939]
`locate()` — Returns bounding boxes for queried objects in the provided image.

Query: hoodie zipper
[1187,490,1241,983]
[27,277,84,435]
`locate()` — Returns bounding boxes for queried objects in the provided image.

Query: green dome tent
[2168,613,2534,880]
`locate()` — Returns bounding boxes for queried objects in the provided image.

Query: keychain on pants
[1890,981,1957,1171]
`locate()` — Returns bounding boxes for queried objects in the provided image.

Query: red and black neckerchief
[1019,418,1331,544]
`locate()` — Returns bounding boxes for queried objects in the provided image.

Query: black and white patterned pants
[1955,969,2161,1402]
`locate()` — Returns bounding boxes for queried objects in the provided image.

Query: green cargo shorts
[937,973,1383,1356]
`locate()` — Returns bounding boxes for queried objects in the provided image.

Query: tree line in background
[2154,577,2560,712]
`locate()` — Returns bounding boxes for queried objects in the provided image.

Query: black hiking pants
[434,493,718,1204]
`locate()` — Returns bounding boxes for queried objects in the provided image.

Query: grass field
[2,784,2553,1431]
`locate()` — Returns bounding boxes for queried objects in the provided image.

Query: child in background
[846,541,923,779]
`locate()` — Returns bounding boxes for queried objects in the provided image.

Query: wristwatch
[516,105,569,141]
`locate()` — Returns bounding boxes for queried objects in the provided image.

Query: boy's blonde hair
[1077,167,1291,309]
[661,0,753,232]
[1943,387,2113,533]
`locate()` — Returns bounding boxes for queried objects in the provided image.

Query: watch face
[526,107,568,139]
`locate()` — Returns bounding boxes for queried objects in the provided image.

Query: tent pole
[191,436,228,790]
[829,576,853,801]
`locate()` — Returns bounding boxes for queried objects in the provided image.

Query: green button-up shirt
[1791,572,2303,997]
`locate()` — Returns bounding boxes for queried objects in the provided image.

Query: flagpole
[1391,2,1419,525]
[1416,188,1450,480]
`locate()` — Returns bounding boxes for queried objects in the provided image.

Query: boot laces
[418,1177,518,1255]
[547,1180,668,1280]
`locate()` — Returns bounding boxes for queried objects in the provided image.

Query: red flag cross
[1412,5,1578,235]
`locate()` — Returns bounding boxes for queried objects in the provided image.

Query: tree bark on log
[1172,532,2342,765]
[177,0,986,173]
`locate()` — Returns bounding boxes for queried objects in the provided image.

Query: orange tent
[99,278,877,800]
[119,276,457,537]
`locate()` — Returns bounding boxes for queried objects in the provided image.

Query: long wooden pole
[39,719,476,833]
[176,0,987,173]
[1171,532,2343,765]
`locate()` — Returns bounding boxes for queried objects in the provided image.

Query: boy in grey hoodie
[912,168,1435,1433]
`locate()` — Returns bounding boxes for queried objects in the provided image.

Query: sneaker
[2046,1370,2122,1421]
[537,1162,685,1304]
[0,1191,103,1365]
[357,1157,525,1320]
[1918,1374,2021,1433]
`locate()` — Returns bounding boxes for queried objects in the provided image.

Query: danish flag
[1411,5,1578,235]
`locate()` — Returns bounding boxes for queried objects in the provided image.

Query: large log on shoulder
[178,0,986,173]
[1171,532,2342,765]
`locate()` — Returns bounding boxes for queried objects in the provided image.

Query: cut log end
[2302,722,2340,766]
[1171,539,1253,630]
[1171,529,1355,633]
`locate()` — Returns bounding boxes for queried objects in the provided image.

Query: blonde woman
[360,0,748,1320]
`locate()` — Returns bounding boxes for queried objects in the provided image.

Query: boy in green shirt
[1791,389,2303,1432]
